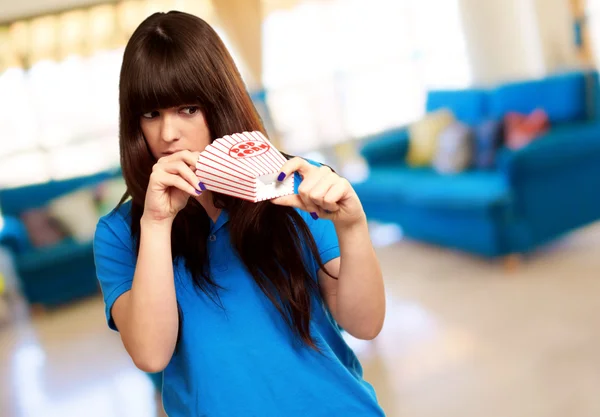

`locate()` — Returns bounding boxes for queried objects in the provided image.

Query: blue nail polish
[324,209,331,214]
[199,182,206,191]
[195,189,202,195]
[277,172,286,181]
[310,212,319,220]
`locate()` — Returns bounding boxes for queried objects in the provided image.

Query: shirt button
[209,234,217,242]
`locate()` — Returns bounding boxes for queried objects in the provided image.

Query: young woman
[94,10,386,417]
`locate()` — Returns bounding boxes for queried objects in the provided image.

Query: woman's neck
[194,191,221,222]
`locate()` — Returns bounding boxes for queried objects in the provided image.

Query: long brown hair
[118,11,333,349]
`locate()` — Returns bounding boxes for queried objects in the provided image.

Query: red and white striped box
[195,131,294,202]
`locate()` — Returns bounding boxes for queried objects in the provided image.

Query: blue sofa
[0,170,121,309]
[353,71,600,258]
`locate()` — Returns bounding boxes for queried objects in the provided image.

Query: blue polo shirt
[93,174,385,417]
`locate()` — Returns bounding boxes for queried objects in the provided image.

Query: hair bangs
[128,41,205,116]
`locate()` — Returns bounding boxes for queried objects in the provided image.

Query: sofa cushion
[407,109,455,167]
[20,208,67,248]
[433,122,474,174]
[489,72,587,124]
[473,119,504,169]
[354,167,511,210]
[504,109,550,150]
[426,89,489,126]
[47,188,99,243]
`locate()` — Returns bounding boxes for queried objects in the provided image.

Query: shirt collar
[210,210,229,233]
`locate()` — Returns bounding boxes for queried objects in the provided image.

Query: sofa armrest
[498,123,600,181]
[496,122,600,249]
[358,126,409,167]
[0,215,31,254]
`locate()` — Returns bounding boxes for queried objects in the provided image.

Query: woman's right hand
[142,150,203,223]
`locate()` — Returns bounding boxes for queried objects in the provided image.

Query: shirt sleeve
[93,213,136,331]
[303,209,341,274]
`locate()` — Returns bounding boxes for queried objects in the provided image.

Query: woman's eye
[142,110,159,119]
[181,106,199,115]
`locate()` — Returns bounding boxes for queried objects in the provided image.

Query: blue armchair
[352,70,600,259]
[0,170,121,309]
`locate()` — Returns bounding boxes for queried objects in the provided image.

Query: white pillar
[533,0,579,72]
[459,0,580,86]
[459,0,546,85]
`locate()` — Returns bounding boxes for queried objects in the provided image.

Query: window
[262,0,470,154]
[0,50,122,188]
[0,0,216,189]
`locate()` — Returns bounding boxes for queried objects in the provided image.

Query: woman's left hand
[271,157,366,228]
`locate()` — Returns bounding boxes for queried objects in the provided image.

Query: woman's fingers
[158,150,200,168]
[322,178,348,211]
[273,159,341,218]
[309,172,339,213]
[297,165,333,216]
[277,156,315,181]
[149,170,199,197]
[156,160,202,194]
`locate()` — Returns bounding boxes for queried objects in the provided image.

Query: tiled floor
[2,222,600,417]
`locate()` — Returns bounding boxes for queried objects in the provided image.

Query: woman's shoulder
[95,200,133,243]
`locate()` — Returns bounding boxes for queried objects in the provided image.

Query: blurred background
[1,0,600,416]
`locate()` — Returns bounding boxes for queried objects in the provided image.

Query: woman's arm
[272,157,386,340]
[318,218,385,340]
[112,151,203,373]
[111,217,179,373]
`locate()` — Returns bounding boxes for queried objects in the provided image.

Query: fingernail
[310,212,319,220]
[277,172,286,181]
[195,189,202,195]
[199,182,206,191]
[324,209,331,214]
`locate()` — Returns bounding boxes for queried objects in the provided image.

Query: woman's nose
[160,115,181,143]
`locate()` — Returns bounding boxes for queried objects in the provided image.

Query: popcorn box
[195,131,294,202]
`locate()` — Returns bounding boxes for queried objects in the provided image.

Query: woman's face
[140,104,211,159]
